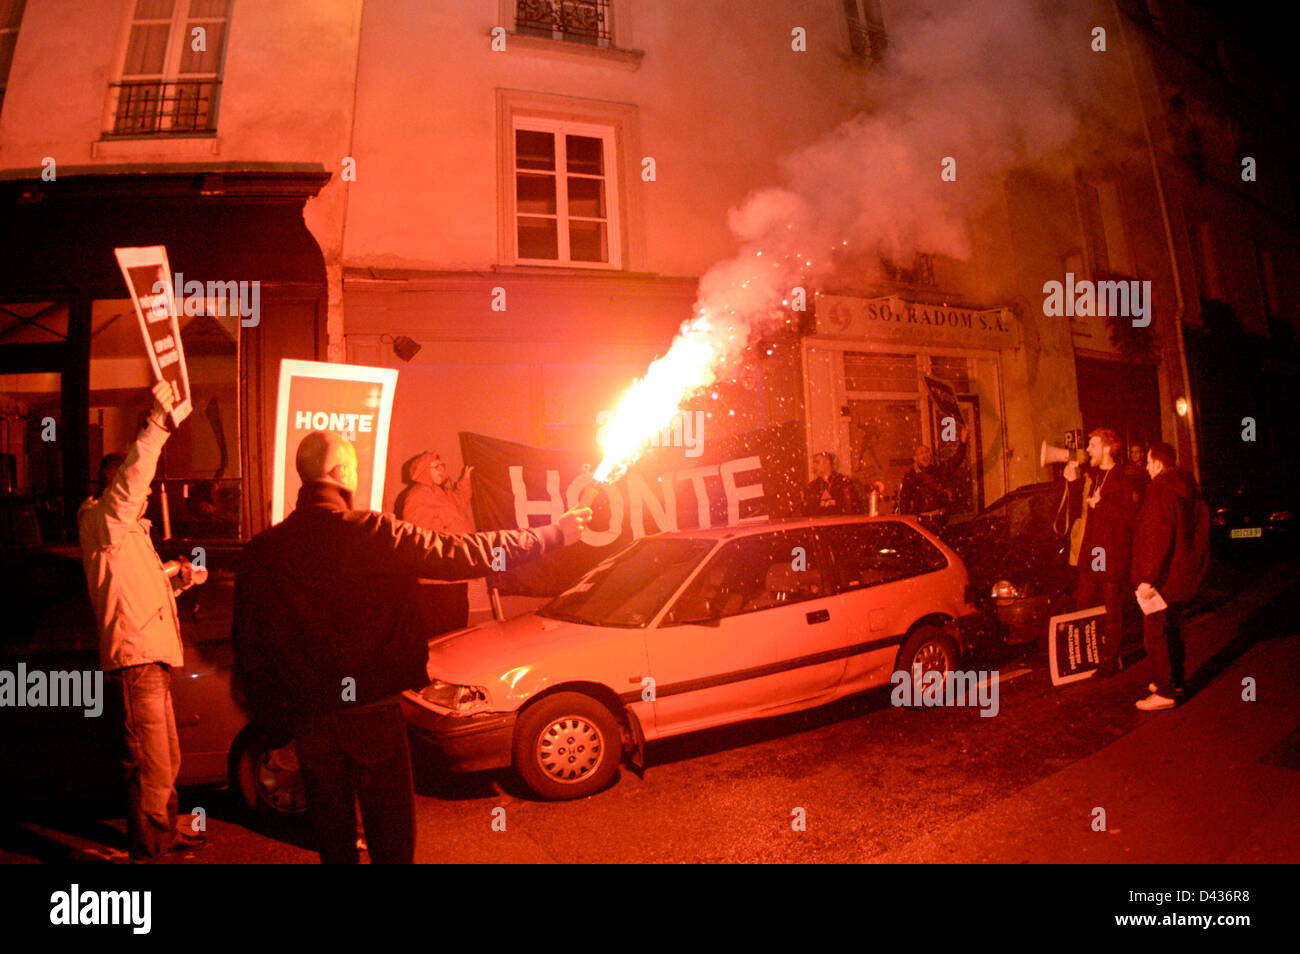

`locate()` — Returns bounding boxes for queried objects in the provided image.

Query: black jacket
[899,439,968,516]
[1069,464,1142,581]
[231,481,565,734]
[1131,467,1209,604]
[804,472,862,516]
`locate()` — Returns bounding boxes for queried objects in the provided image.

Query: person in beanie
[1131,441,1210,710]
[232,431,589,863]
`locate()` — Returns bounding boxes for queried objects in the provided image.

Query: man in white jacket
[79,381,205,861]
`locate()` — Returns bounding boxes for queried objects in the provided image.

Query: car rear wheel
[230,729,308,820]
[513,693,621,800]
[896,624,959,707]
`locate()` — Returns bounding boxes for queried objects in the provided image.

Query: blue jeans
[108,664,180,861]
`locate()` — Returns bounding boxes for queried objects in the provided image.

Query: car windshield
[539,538,716,628]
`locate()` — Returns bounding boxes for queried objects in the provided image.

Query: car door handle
[806,609,830,624]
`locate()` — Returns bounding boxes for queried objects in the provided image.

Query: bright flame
[592,315,718,483]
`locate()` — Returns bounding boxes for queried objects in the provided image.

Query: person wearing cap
[231,430,590,863]
[803,450,864,516]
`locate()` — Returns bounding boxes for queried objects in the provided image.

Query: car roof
[647,514,927,543]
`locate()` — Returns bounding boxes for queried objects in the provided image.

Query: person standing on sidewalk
[232,431,590,864]
[79,381,207,861]
[1064,427,1143,677]
[1131,441,1211,710]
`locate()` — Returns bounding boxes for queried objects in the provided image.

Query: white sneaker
[1136,692,1176,711]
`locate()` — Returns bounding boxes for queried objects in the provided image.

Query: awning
[0,164,331,299]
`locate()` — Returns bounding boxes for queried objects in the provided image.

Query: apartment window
[513,119,620,267]
[1078,177,1134,278]
[0,0,26,117]
[107,0,229,137]
[516,0,611,46]
[843,0,887,62]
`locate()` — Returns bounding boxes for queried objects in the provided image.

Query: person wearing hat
[803,450,864,516]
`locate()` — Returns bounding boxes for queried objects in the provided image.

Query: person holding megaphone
[1061,427,1144,677]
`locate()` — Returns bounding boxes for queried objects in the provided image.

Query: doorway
[1074,357,1160,456]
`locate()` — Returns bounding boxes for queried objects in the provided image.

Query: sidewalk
[875,566,1300,863]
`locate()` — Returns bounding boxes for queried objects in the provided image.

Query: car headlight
[991,579,1023,599]
[420,679,490,713]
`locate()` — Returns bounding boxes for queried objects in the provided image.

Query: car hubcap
[256,743,306,813]
[910,643,950,687]
[537,716,603,783]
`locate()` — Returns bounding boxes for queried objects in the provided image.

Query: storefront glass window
[90,299,240,540]
[0,371,61,544]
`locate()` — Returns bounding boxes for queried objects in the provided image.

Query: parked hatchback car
[402,516,979,800]
[942,481,1075,648]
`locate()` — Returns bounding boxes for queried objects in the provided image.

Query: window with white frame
[108,0,229,137]
[513,119,620,267]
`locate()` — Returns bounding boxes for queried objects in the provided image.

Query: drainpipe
[1113,2,1201,483]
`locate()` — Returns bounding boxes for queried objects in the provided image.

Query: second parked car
[402,515,980,800]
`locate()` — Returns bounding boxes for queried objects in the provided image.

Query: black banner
[461,420,805,595]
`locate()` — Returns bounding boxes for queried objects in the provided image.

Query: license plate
[1230,527,1263,539]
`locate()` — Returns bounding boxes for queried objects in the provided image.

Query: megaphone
[1040,441,1078,468]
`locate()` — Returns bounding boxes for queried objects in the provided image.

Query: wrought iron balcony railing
[516,0,610,45]
[107,79,220,137]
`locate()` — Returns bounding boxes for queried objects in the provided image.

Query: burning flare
[592,314,719,484]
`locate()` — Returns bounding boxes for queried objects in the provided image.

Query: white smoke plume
[595,0,1113,480]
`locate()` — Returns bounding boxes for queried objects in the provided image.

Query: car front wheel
[513,693,621,800]
[896,624,959,706]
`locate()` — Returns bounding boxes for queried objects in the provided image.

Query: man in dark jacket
[803,451,862,516]
[232,431,590,863]
[1131,441,1209,710]
[898,425,969,530]
[1065,427,1143,676]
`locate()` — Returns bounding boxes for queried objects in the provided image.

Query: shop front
[803,293,1021,519]
[0,166,329,545]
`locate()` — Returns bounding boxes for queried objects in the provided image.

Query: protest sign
[271,359,398,523]
[1048,604,1108,685]
[114,245,192,427]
